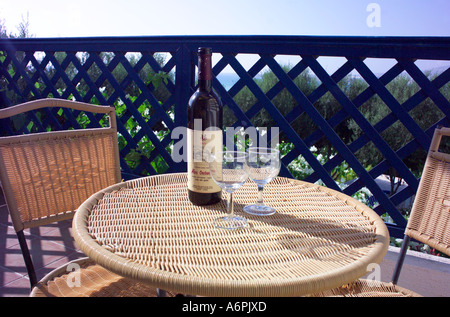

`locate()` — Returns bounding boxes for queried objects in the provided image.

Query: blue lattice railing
[0,35,449,238]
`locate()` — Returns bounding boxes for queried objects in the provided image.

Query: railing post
[173,44,194,172]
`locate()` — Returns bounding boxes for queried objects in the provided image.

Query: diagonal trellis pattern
[215,53,449,232]
[1,48,178,178]
[0,36,449,238]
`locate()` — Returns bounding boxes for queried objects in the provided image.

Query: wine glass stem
[227,192,234,216]
[257,185,264,206]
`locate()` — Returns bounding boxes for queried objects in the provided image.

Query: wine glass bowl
[209,151,249,229]
[244,147,281,216]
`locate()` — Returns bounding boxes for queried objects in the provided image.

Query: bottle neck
[198,79,212,91]
[198,53,212,92]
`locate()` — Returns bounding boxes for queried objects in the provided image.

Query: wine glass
[243,147,281,216]
[209,151,249,229]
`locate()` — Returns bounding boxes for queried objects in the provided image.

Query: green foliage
[277,141,373,207]
[232,67,447,182]
[1,46,173,176]
[347,72,447,179]
[94,88,172,175]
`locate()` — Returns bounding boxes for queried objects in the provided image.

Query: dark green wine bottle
[187,47,223,205]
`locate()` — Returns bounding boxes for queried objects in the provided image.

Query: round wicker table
[72,173,389,297]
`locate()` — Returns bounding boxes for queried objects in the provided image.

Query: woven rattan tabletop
[73,173,389,297]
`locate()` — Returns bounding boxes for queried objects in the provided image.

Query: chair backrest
[405,126,450,256]
[0,99,121,232]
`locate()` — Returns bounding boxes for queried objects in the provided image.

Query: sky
[1,0,449,38]
[0,0,449,74]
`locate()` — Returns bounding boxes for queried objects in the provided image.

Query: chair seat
[30,257,175,297]
[309,279,422,297]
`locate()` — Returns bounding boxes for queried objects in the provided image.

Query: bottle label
[187,128,222,193]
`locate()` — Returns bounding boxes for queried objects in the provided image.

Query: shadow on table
[205,199,383,262]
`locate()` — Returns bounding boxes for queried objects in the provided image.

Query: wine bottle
[187,47,223,205]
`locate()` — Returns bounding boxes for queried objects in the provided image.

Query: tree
[348,73,448,193]
[0,14,34,107]
[0,13,33,38]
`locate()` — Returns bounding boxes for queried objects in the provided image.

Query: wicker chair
[311,126,450,297]
[0,99,172,297]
